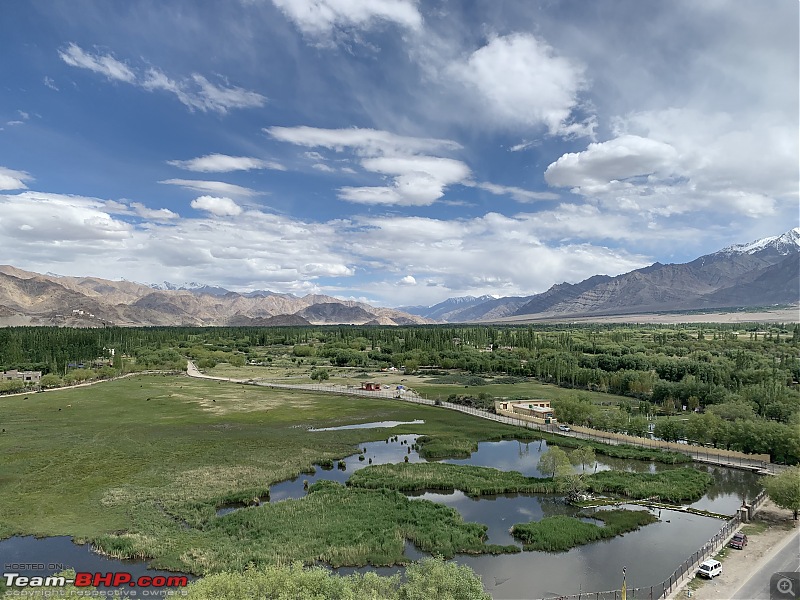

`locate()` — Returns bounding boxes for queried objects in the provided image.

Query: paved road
[732,529,800,600]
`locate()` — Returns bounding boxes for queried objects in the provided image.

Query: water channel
[0,421,763,599]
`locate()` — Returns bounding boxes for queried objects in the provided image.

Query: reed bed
[182,557,491,600]
[349,462,558,496]
[585,468,713,503]
[511,509,659,552]
[349,463,713,503]
[90,481,519,574]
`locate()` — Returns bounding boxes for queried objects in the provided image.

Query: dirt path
[669,500,798,600]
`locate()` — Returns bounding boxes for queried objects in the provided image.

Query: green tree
[228,353,246,367]
[403,359,419,375]
[401,557,490,600]
[310,368,330,382]
[570,446,596,472]
[627,416,648,438]
[539,446,571,478]
[764,466,800,520]
[39,374,63,389]
[653,418,686,442]
[707,402,756,422]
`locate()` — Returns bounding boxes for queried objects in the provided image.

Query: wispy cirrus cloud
[43,76,59,91]
[272,0,422,39]
[58,43,135,83]
[267,125,469,206]
[167,154,285,173]
[467,181,560,203]
[160,179,260,197]
[59,43,265,114]
[141,69,266,114]
[266,126,461,155]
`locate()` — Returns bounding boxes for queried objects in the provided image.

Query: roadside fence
[250,380,785,474]
[528,489,767,600]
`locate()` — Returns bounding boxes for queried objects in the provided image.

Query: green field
[202,362,633,406]
[412,379,630,406]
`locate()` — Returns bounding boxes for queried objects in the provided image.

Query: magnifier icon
[777,577,795,597]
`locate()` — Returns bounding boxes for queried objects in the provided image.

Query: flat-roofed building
[1,370,42,384]
[496,399,555,421]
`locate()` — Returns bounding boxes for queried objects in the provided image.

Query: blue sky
[1,0,797,307]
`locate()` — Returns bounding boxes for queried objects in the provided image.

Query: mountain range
[0,228,797,327]
[403,228,800,322]
[0,267,429,327]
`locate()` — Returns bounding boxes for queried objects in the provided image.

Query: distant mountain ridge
[718,228,800,257]
[398,295,495,320]
[149,281,232,297]
[0,267,430,327]
[405,228,800,322]
[0,228,796,327]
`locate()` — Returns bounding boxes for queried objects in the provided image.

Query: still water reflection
[0,536,193,596]
[0,433,762,599]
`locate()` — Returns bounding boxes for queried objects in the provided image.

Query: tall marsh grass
[511,509,659,552]
[349,463,713,503]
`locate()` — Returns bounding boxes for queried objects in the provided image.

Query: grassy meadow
[204,360,634,407]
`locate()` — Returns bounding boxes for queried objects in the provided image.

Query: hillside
[413,228,800,322]
[0,268,429,327]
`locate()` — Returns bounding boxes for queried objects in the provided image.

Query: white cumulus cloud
[130,202,179,221]
[190,195,242,217]
[451,33,592,137]
[544,135,680,189]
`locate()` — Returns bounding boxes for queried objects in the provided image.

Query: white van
[697,559,722,579]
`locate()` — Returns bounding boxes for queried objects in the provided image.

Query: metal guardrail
[528,490,768,600]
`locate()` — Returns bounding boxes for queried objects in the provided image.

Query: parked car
[697,559,722,579]
[558,425,571,432]
[729,532,748,549]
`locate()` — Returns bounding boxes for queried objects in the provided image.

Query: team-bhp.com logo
[4,572,188,589]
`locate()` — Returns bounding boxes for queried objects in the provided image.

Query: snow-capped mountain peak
[719,227,800,256]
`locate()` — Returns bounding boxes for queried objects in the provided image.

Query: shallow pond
[0,431,763,599]
[309,419,425,431]
[218,433,425,512]
[0,536,193,596]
